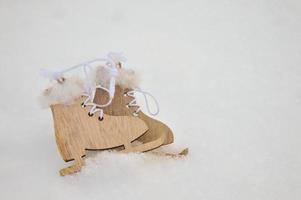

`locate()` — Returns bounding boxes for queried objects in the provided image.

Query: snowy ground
[0,0,301,199]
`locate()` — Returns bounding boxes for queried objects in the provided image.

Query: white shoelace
[40,53,122,119]
[81,93,105,120]
[125,88,160,116]
[80,84,116,120]
[41,52,160,118]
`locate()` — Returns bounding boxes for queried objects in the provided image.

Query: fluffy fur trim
[93,65,140,89]
[39,76,84,107]
[39,66,139,107]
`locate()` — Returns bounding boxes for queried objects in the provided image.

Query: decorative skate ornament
[40,53,188,176]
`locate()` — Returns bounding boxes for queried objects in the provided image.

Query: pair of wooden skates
[44,58,188,176]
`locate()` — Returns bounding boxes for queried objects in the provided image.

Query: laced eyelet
[123,92,128,97]
[98,116,104,121]
[81,102,86,107]
[88,112,94,117]
[126,104,129,108]
[133,112,139,117]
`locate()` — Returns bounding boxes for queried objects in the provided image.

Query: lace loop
[126,88,160,116]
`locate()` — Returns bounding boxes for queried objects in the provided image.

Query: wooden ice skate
[93,62,187,156]
[51,96,149,176]
[43,53,188,176]
[94,86,188,156]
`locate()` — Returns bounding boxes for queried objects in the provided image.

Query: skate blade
[149,148,189,158]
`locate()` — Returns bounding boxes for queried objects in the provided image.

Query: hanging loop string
[40,53,123,105]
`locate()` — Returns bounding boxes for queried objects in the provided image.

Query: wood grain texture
[51,96,148,175]
[94,85,174,150]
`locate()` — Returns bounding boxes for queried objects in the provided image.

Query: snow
[0,0,301,199]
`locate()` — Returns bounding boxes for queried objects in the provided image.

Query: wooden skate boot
[94,85,173,151]
[93,63,188,155]
[47,80,148,176]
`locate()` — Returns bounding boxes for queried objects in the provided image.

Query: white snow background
[0,0,300,199]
